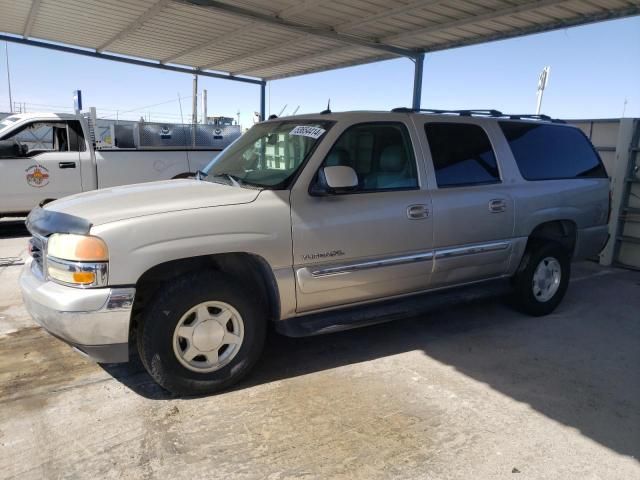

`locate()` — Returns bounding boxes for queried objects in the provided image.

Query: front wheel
[512,242,571,316]
[136,271,266,395]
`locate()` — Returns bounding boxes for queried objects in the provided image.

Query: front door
[290,121,434,312]
[0,120,83,213]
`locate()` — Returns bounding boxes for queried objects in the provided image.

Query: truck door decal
[25,164,50,188]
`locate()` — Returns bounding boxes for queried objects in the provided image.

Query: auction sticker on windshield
[289,126,326,139]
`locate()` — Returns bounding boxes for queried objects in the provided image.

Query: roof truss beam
[22,0,42,39]
[210,0,481,75]
[202,1,447,72]
[233,0,566,76]
[161,0,345,66]
[97,0,171,53]
[0,33,264,86]
[176,0,420,58]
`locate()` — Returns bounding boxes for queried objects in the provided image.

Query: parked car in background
[20,109,609,395]
[0,112,240,216]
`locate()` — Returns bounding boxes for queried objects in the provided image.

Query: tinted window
[425,123,500,187]
[68,121,86,152]
[499,122,607,180]
[322,123,418,191]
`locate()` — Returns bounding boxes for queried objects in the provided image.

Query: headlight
[46,234,109,287]
[48,234,108,261]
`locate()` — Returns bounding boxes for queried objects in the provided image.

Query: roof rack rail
[391,107,564,123]
[506,114,566,124]
[391,107,503,116]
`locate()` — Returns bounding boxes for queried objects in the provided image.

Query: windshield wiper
[210,172,265,189]
[216,173,243,186]
[195,170,208,180]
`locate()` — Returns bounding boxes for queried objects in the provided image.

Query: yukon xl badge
[303,250,345,261]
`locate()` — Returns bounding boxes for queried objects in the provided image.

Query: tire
[512,241,571,316]
[136,270,267,395]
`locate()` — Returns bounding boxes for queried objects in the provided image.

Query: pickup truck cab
[20,109,610,395]
[0,112,234,216]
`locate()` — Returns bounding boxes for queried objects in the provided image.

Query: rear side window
[424,123,500,188]
[499,122,607,180]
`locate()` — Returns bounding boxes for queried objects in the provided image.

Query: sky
[0,15,639,129]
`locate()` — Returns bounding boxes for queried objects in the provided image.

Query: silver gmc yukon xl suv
[20,109,610,395]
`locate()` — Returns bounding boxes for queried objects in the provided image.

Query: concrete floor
[0,219,638,480]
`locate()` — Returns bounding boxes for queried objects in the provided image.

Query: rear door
[0,120,83,213]
[290,119,434,312]
[416,118,515,287]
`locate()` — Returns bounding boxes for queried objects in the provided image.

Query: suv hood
[45,179,260,226]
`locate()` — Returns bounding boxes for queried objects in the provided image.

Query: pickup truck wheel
[513,242,570,316]
[136,271,266,395]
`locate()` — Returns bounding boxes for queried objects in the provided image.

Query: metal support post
[412,53,424,111]
[260,81,266,121]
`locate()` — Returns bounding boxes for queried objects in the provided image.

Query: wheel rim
[172,301,244,373]
[532,256,562,302]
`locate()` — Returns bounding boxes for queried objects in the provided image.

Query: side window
[68,121,86,152]
[425,123,500,188]
[499,122,607,180]
[0,121,80,158]
[321,122,418,192]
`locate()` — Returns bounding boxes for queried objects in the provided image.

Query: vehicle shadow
[0,218,29,238]
[102,266,640,459]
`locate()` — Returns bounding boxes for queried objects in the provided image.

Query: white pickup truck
[0,112,238,216]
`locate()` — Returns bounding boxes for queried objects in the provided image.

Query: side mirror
[310,166,358,196]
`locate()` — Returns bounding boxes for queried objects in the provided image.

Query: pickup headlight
[46,234,109,287]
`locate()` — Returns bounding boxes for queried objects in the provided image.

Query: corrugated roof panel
[0,0,637,80]
[0,0,31,35]
[223,38,344,74]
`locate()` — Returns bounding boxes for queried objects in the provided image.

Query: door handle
[489,199,506,213]
[407,204,429,219]
[58,162,76,169]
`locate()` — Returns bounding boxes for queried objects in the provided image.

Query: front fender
[89,192,297,317]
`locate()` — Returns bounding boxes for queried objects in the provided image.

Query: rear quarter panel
[489,121,610,260]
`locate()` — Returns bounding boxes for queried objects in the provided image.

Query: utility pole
[4,42,13,113]
[536,66,550,115]
[202,89,208,125]
[191,74,198,124]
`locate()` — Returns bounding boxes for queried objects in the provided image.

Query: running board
[275,278,511,337]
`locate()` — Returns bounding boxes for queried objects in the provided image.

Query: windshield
[202,120,332,188]
[0,115,21,136]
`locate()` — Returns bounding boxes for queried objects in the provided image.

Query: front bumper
[20,259,135,363]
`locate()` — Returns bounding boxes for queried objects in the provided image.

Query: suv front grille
[28,236,46,275]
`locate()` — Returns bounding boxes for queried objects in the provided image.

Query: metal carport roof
[1,0,639,114]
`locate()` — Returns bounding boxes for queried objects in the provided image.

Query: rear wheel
[512,242,570,316]
[137,270,266,395]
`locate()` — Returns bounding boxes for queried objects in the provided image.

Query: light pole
[4,42,13,113]
[536,66,550,115]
